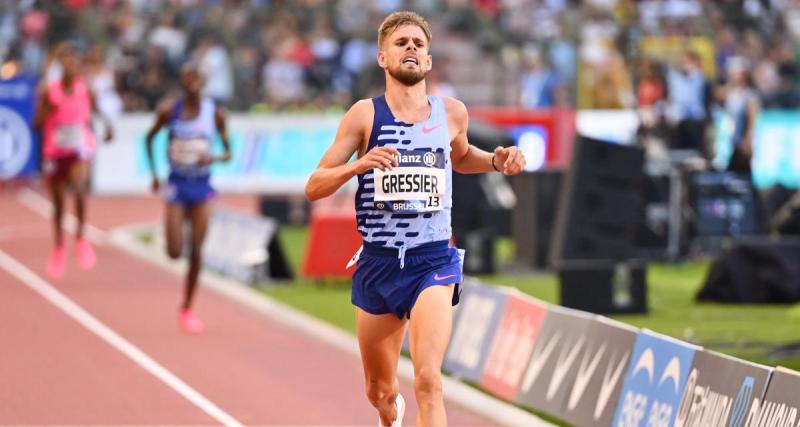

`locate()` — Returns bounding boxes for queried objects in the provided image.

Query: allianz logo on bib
[396,153,423,164]
[392,149,443,168]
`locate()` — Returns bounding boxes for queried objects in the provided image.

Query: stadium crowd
[0,0,799,125]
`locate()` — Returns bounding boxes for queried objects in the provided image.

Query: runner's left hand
[104,127,113,143]
[197,153,213,166]
[493,146,526,176]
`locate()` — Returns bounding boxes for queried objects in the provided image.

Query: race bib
[169,137,211,166]
[54,124,85,150]
[373,149,446,213]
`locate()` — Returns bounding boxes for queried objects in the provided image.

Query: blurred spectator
[717,56,760,175]
[231,42,263,111]
[262,37,307,107]
[578,39,633,109]
[192,36,233,105]
[666,51,709,153]
[84,46,122,120]
[126,45,171,110]
[428,64,456,98]
[637,59,666,107]
[765,63,800,109]
[519,46,565,109]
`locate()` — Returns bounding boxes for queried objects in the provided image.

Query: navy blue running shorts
[165,172,216,205]
[351,240,464,319]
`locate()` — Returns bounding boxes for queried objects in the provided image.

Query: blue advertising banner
[442,283,508,382]
[0,75,38,180]
[714,111,800,189]
[611,330,698,427]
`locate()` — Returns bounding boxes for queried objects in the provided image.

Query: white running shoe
[379,393,405,427]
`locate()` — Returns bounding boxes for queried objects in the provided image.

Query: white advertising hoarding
[92,113,342,195]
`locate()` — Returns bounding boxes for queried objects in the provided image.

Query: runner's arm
[447,97,525,175]
[305,100,398,201]
[144,101,172,181]
[214,107,232,163]
[447,97,494,174]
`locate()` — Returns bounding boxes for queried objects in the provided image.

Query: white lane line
[0,249,244,427]
[16,187,106,244]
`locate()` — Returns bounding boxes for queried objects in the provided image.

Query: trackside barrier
[443,283,510,382]
[745,367,800,427]
[445,279,796,427]
[674,351,771,427]
[480,290,548,401]
[513,306,596,414]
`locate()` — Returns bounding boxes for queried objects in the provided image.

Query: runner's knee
[166,243,182,259]
[366,378,395,407]
[413,366,442,399]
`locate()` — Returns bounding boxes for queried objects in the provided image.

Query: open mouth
[402,57,418,65]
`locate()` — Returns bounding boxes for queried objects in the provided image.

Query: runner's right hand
[354,146,399,173]
[150,177,160,194]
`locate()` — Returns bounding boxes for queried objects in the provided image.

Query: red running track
[0,187,492,426]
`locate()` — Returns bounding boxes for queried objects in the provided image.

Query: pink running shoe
[76,238,96,270]
[46,246,66,279]
[179,309,204,333]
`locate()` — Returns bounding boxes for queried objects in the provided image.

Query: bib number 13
[428,196,440,208]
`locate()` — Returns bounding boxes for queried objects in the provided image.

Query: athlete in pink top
[34,43,113,279]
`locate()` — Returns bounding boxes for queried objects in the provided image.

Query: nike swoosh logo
[422,124,442,133]
[521,330,561,393]
[546,335,585,400]
[567,343,606,410]
[594,350,630,420]
[433,273,457,281]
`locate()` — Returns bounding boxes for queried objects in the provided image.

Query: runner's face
[379,25,431,86]
[180,69,204,95]
[60,51,81,77]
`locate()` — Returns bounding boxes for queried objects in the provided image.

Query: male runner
[35,42,113,279]
[144,64,231,333]
[305,11,525,427]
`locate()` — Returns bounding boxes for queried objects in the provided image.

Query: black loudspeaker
[512,170,565,269]
[265,230,293,281]
[559,261,648,314]
[452,120,516,237]
[453,228,495,275]
[551,136,645,265]
[259,195,310,225]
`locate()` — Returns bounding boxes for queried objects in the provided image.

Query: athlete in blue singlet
[144,64,231,333]
[306,11,526,427]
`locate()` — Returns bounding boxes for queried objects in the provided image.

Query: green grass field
[265,226,800,371]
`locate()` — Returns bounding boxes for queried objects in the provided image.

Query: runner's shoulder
[155,98,178,118]
[343,98,375,129]
[441,96,467,126]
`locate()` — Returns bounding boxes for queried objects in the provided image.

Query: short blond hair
[378,11,432,49]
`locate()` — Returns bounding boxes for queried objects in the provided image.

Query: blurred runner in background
[145,63,231,333]
[35,41,113,279]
